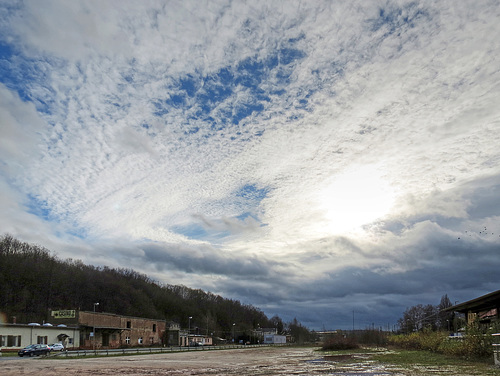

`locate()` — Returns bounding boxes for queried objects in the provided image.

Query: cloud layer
[1,0,499,329]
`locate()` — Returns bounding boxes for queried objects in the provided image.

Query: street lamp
[232,323,235,343]
[93,303,99,351]
[188,316,192,346]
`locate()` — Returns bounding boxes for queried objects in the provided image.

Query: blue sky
[1,0,500,330]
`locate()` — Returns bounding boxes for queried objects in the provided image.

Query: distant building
[263,334,287,344]
[0,323,80,351]
[315,330,338,343]
[165,322,181,346]
[179,331,213,347]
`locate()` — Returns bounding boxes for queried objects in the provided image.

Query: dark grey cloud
[138,242,288,278]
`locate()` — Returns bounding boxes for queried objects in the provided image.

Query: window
[125,336,130,344]
[150,337,154,344]
[2,335,21,347]
[68,338,73,344]
[153,324,156,332]
[126,321,131,328]
[37,336,48,344]
[138,337,143,345]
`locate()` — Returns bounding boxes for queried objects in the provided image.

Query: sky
[1,0,500,330]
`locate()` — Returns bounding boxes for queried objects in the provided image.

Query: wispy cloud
[1,0,499,328]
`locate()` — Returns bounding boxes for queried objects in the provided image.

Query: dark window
[153,324,156,332]
[7,335,21,347]
[102,333,109,346]
[37,336,48,344]
[126,321,131,328]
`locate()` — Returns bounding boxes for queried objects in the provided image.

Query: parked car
[18,344,50,357]
[48,343,65,351]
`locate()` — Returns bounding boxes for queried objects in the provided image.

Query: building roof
[444,289,500,313]
[80,311,166,322]
[0,323,79,329]
[79,323,130,331]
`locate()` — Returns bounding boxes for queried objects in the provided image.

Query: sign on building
[51,310,76,319]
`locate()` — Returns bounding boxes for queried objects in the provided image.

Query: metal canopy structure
[444,290,500,324]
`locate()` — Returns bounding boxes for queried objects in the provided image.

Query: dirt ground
[0,346,374,376]
[1,346,498,376]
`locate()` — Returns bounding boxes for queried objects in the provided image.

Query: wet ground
[0,346,497,375]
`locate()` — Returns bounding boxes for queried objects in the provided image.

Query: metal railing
[52,343,288,358]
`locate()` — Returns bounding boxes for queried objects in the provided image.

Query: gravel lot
[3,346,497,375]
[2,347,316,375]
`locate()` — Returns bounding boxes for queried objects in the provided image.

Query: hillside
[0,234,275,338]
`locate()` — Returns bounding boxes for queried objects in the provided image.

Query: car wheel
[29,352,33,357]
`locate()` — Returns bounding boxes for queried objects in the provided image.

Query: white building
[0,323,80,351]
[263,334,287,344]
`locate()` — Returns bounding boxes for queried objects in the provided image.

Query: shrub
[356,329,389,347]
[389,320,500,360]
[322,333,359,351]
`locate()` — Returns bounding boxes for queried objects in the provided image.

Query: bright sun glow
[318,166,396,235]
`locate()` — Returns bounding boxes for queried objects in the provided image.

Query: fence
[52,343,287,358]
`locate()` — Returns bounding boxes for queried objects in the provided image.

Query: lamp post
[188,316,192,346]
[232,323,235,343]
[93,302,99,351]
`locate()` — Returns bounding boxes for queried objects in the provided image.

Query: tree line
[397,294,464,333]
[0,234,306,340]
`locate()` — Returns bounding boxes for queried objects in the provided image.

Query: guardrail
[53,343,287,358]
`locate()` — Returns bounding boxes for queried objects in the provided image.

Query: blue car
[18,344,50,357]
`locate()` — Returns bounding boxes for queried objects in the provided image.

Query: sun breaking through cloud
[1,0,500,329]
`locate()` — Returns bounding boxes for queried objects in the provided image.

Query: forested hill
[0,234,277,337]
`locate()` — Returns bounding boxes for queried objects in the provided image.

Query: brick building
[51,310,166,349]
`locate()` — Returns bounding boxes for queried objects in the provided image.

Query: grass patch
[373,349,500,375]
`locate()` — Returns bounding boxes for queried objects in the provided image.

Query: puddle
[328,373,392,375]
[305,355,392,375]
[307,355,354,363]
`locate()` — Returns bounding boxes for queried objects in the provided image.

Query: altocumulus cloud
[0,0,500,329]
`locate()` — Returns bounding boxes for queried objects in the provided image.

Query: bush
[356,329,389,347]
[389,321,500,360]
[322,333,359,351]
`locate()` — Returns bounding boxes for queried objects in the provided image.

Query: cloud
[0,84,46,171]
[1,0,500,329]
